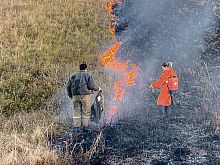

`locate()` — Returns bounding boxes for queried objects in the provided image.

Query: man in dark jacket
[67,63,101,127]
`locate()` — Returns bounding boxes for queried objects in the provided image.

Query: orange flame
[106,0,123,37]
[106,106,117,124]
[102,0,139,124]
[107,0,123,12]
[110,106,117,113]
[110,26,116,35]
[114,81,125,100]
[100,42,129,73]
[100,42,121,68]
[126,64,138,86]
[114,60,129,72]
[106,1,114,14]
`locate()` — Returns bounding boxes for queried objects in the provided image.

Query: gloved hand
[98,87,102,92]
[149,85,153,89]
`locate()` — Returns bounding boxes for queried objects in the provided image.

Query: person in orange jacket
[149,62,177,115]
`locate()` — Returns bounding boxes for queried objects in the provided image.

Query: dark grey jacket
[66,71,99,97]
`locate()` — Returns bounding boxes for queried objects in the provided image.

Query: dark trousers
[164,106,169,114]
[164,91,175,115]
[158,106,170,116]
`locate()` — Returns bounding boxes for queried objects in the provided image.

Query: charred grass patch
[51,65,220,165]
[1,0,220,164]
[52,110,219,164]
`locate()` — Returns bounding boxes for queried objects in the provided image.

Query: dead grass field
[0,0,109,116]
[0,0,110,164]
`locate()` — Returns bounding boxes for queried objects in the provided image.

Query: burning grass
[1,0,220,164]
[100,0,139,123]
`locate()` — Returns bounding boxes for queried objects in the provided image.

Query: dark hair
[80,63,87,70]
[161,62,169,67]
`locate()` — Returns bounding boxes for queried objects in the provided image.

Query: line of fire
[100,0,138,124]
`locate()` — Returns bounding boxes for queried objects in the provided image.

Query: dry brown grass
[0,111,59,164]
[0,0,110,164]
[0,0,110,116]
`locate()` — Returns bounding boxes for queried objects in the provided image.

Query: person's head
[161,62,169,70]
[80,63,87,71]
[167,62,173,68]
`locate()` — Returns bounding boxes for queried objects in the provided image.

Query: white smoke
[114,0,217,117]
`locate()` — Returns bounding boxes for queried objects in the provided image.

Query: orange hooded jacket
[151,69,177,106]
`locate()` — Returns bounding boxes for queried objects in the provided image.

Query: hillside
[0,0,109,116]
[52,0,220,164]
[0,0,109,164]
[1,0,220,165]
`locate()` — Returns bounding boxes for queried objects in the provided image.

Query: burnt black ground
[90,107,220,165]
[52,105,220,165]
[53,1,220,164]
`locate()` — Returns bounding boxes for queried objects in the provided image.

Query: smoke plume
[111,0,218,119]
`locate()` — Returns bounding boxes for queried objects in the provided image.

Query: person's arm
[66,77,73,98]
[151,74,168,89]
[87,74,99,91]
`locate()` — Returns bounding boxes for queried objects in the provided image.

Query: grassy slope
[0,0,109,116]
[0,0,109,164]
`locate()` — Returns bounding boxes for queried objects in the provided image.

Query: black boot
[164,106,169,116]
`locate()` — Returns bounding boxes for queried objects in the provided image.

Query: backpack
[166,75,178,91]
